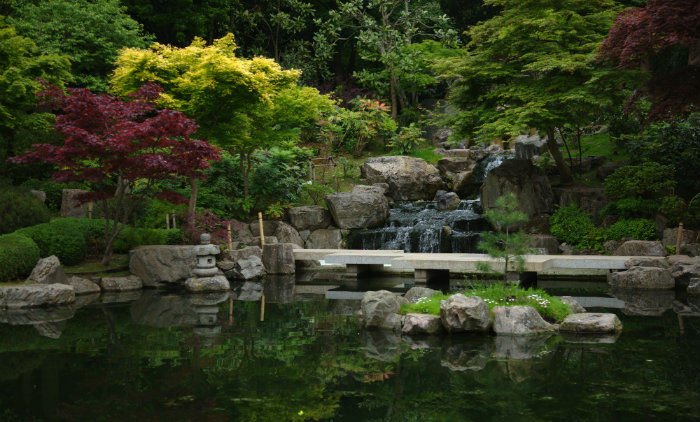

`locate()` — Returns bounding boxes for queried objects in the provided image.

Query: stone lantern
[184,233,231,292]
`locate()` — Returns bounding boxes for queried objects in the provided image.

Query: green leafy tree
[441,0,633,182]
[8,0,151,91]
[0,19,71,177]
[111,34,334,200]
[479,193,530,281]
[316,0,457,119]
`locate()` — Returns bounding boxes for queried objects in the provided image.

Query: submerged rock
[492,306,556,336]
[439,294,491,333]
[27,255,67,285]
[560,313,622,333]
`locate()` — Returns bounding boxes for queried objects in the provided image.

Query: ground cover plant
[401,284,571,323]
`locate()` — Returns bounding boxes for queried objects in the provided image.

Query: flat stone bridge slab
[293,249,636,282]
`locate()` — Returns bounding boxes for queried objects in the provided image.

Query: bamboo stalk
[226,222,233,252]
[258,212,265,247]
[260,294,265,322]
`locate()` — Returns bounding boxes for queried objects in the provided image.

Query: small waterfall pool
[349,199,491,253]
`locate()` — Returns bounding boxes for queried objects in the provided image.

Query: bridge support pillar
[345,264,385,278]
[414,269,450,284]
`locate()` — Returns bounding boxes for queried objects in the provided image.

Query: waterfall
[350,153,510,253]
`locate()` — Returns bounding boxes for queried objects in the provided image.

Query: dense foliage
[0,233,40,281]
[0,186,51,234]
[10,85,219,263]
[550,204,604,252]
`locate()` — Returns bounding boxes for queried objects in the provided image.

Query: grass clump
[400,284,572,323]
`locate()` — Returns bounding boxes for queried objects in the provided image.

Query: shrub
[15,222,87,266]
[0,188,51,235]
[0,234,40,282]
[550,204,604,252]
[390,123,423,155]
[605,218,657,241]
[112,228,181,253]
[300,182,335,206]
[136,199,186,229]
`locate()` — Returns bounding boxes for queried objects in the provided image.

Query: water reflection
[0,283,699,420]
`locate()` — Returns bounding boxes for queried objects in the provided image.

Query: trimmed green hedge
[0,234,40,282]
[10,217,182,268]
[606,218,657,241]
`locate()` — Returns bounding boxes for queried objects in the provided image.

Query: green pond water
[0,283,699,421]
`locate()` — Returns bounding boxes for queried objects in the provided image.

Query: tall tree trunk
[187,176,198,237]
[390,72,399,120]
[240,152,252,199]
[546,129,573,183]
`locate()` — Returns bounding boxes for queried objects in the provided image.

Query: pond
[1,277,699,421]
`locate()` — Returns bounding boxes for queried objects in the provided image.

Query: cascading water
[350,153,511,253]
[348,199,490,253]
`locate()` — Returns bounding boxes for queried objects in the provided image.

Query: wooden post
[87,202,93,219]
[676,223,684,254]
[260,294,265,322]
[258,212,265,247]
[228,296,234,326]
[171,213,177,229]
[226,222,233,252]
[166,213,170,229]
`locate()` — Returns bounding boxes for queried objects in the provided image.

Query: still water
[0,280,699,421]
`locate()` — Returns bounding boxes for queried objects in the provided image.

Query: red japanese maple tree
[10,84,219,263]
[600,0,700,117]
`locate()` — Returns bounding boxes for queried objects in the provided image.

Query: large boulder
[402,313,443,335]
[553,187,608,220]
[514,134,547,160]
[668,255,700,288]
[614,240,666,257]
[607,266,675,289]
[560,313,623,333]
[287,206,332,231]
[227,255,266,280]
[184,275,230,292]
[0,283,75,308]
[439,294,491,333]
[99,275,143,291]
[326,185,389,229]
[27,256,67,284]
[436,157,477,194]
[262,243,295,274]
[60,189,89,217]
[480,159,554,219]
[65,276,100,295]
[558,296,586,313]
[273,221,304,248]
[610,288,674,316]
[361,156,445,201]
[361,290,407,330]
[662,228,698,247]
[306,228,344,249]
[129,245,196,287]
[434,190,461,211]
[492,306,556,335]
[688,278,700,296]
[624,257,669,269]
